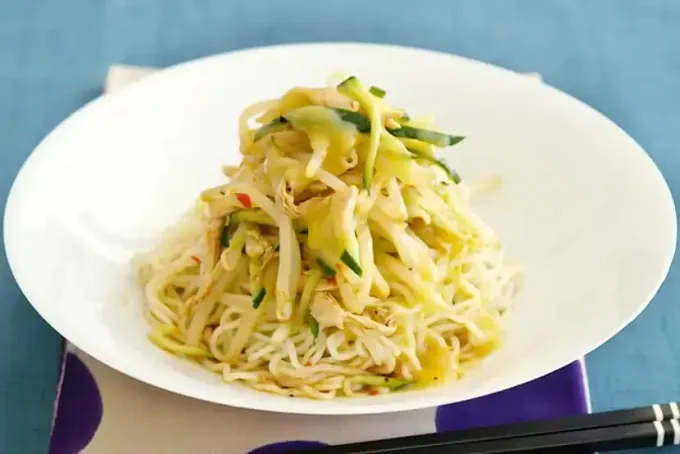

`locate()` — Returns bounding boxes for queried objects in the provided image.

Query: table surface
[0,1,678,453]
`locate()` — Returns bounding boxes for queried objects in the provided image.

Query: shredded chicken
[347,313,397,336]
[314,281,338,292]
[275,177,301,218]
[311,293,346,329]
[204,217,225,271]
[245,229,268,257]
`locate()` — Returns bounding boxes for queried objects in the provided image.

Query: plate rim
[4,41,677,415]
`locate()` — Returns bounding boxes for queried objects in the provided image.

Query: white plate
[4,43,676,415]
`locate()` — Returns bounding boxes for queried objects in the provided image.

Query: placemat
[48,65,590,454]
[52,350,589,454]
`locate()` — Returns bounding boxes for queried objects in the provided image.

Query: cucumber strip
[369,85,386,98]
[254,106,465,150]
[337,76,382,191]
[255,108,362,142]
[389,125,465,147]
[221,228,231,248]
[340,249,363,277]
[252,288,266,309]
[249,255,265,308]
[433,159,461,184]
[352,375,410,389]
[316,258,337,278]
[294,269,322,333]
[399,137,434,158]
[253,117,289,142]
[308,316,320,338]
[331,107,463,148]
[231,210,277,226]
[334,108,371,131]
[408,148,462,184]
[148,330,212,358]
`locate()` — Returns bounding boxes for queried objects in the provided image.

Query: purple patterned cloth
[435,362,589,432]
[49,352,103,454]
[49,351,588,453]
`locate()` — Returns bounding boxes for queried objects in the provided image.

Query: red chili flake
[368,389,379,396]
[190,256,201,264]
[235,192,252,209]
[329,277,337,285]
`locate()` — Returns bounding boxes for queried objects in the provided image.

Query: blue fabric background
[0,1,678,453]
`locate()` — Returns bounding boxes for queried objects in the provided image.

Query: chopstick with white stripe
[671,419,680,445]
[303,402,680,453]
[417,419,680,453]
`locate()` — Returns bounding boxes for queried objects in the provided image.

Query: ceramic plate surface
[4,43,676,414]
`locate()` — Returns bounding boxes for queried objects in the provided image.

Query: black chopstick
[423,419,680,453]
[296,402,680,453]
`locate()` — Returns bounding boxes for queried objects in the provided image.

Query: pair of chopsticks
[298,402,680,453]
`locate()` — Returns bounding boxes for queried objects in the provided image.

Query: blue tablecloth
[0,1,678,453]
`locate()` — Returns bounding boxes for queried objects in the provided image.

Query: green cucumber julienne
[336,106,464,147]
[397,112,411,122]
[220,228,231,248]
[353,375,411,390]
[253,117,288,142]
[337,76,381,192]
[334,108,371,131]
[316,258,337,278]
[407,148,462,184]
[308,316,320,337]
[389,125,465,147]
[252,288,266,309]
[251,78,465,187]
[340,249,363,277]
[369,85,386,98]
[254,107,464,149]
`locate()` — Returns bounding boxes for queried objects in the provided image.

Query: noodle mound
[134,76,520,399]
